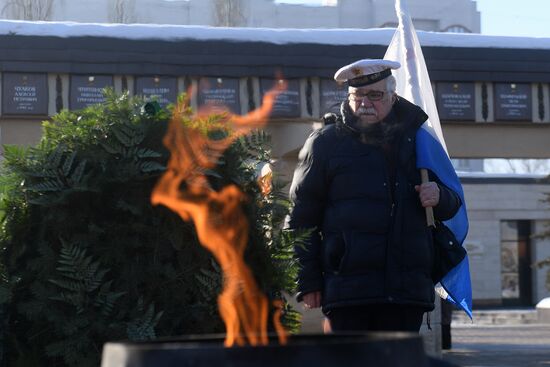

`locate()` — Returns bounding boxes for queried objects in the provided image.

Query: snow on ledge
[2,19,550,50]
[458,172,549,180]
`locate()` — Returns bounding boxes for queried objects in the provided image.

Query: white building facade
[0,0,480,33]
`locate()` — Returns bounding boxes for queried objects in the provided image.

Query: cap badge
[352,67,363,76]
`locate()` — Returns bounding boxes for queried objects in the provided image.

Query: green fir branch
[126,298,164,341]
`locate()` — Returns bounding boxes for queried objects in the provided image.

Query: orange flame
[151,82,288,347]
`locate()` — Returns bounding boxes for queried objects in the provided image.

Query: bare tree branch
[2,0,54,20]
[108,0,136,24]
[213,0,245,27]
[484,159,550,174]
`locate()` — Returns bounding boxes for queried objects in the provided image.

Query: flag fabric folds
[384,0,473,318]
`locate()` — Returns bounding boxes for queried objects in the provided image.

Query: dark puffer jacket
[286,97,461,312]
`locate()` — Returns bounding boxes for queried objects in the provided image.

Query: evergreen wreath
[0,90,303,367]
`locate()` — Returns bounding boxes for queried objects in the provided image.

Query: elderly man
[286,59,461,332]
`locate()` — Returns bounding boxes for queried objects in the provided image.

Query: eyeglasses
[348,91,385,103]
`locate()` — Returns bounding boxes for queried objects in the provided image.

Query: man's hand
[302,291,321,309]
[415,182,440,208]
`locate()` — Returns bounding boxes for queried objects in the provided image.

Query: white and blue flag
[384,0,473,318]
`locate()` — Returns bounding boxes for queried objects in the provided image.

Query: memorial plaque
[494,83,532,121]
[437,82,475,120]
[260,78,300,118]
[70,75,113,110]
[198,77,241,114]
[2,73,48,115]
[320,79,348,114]
[135,76,177,108]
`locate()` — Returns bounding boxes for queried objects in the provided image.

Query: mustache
[356,107,377,115]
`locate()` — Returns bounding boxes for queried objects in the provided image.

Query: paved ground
[441,324,550,367]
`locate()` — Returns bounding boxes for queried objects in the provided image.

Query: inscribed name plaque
[260,79,300,118]
[198,77,241,114]
[2,73,48,115]
[494,83,532,121]
[436,82,475,120]
[70,75,113,110]
[135,76,177,108]
[320,79,348,114]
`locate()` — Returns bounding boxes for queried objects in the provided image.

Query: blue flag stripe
[416,124,473,317]
[440,258,473,319]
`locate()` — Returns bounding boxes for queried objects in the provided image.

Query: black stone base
[102,333,459,367]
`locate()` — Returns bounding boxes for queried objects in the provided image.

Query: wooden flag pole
[420,168,436,227]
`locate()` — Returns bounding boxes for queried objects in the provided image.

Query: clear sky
[276,0,550,38]
[475,0,550,37]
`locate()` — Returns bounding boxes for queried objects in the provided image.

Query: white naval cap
[334,59,401,87]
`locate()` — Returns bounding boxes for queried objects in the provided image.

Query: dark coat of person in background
[286,59,462,332]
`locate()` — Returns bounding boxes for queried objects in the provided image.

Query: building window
[443,25,472,33]
[381,20,440,32]
[380,22,398,28]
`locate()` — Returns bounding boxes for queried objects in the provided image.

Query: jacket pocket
[339,230,386,275]
[403,226,434,275]
[322,232,346,274]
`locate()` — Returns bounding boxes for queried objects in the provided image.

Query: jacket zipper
[384,149,396,302]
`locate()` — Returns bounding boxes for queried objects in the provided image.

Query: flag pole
[420,168,435,227]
